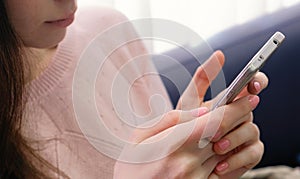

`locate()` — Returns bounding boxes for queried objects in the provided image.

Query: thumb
[131,107,209,143]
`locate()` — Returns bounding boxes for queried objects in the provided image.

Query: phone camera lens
[273,40,278,45]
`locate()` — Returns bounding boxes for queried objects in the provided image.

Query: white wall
[77,0,300,52]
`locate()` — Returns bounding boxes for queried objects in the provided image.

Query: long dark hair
[0,1,67,178]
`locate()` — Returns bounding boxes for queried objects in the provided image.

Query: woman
[0,0,267,178]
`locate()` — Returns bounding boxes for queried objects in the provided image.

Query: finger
[213,122,259,155]
[214,141,264,176]
[210,112,253,144]
[167,95,258,147]
[132,107,209,143]
[190,154,228,179]
[208,173,220,179]
[201,89,226,109]
[198,95,259,144]
[236,72,269,98]
[187,142,216,163]
[203,71,268,109]
[198,143,216,163]
[177,50,225,110]
[248,72,269,94]
[213,167,249,179]
[162,143,218,179]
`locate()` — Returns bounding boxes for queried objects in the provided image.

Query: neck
[24,47,57,84]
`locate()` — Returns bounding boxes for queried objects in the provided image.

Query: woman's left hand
[176,50,268,179]
[209,113,264,179]
[176,50,269,111]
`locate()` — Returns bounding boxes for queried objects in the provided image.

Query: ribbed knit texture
[22,6,172,178]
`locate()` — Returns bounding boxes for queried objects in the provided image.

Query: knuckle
[248,150,259,163]
[243,100,253,113]
[252,123,260,138]
[195,66,203,75]
[177,165,190,177]
[244,142,265,169]
[196,66,209,81]
[248,112,254,122]
[248,143,264,163]
[220,108,230,129]
[247,122,260,138]
[170,157,193,178]
[239,97,253,114]
[217,120,227,135]
[165,110,179,122]
[243,112,253,123]
[258,141,265,154]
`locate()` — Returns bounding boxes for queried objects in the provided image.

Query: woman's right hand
[113,93,259,179]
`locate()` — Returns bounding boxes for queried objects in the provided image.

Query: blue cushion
[153,4,300,167]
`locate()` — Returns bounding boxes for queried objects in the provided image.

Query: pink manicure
[216,162,229,172]
[217,139,230,151]
[254,81,261,93]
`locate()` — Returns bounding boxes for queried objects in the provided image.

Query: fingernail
[217,139,230,151]
[216,162,229,172]
[248,95,260,109]
[190,107,209,117]
[254,81,261,93]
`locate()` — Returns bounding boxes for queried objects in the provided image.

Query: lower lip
[46,14,75,28]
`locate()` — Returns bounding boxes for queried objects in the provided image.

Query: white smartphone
[211,31,285,110]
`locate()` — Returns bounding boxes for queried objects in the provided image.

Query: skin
[5,1,268,178]
[115,51,267,179]
[179,51,267,178]
[5,0,77,82]
[5,0,77,48]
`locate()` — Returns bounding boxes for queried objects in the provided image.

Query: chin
[24,29,67,49]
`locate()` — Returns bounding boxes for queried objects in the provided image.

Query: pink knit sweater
[22,6,172,178]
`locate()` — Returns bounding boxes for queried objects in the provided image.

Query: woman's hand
[176,50,268,178]
[114,50,267,178]
[114,94,260,179]
[209,96,263,179]
[176,50,268,111]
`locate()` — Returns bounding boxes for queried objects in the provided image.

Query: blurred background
[78,0,300,52]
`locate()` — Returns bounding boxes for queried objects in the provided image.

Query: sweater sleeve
[73,5,173,140]
[25,6,173,178]
[72,4,173,158]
